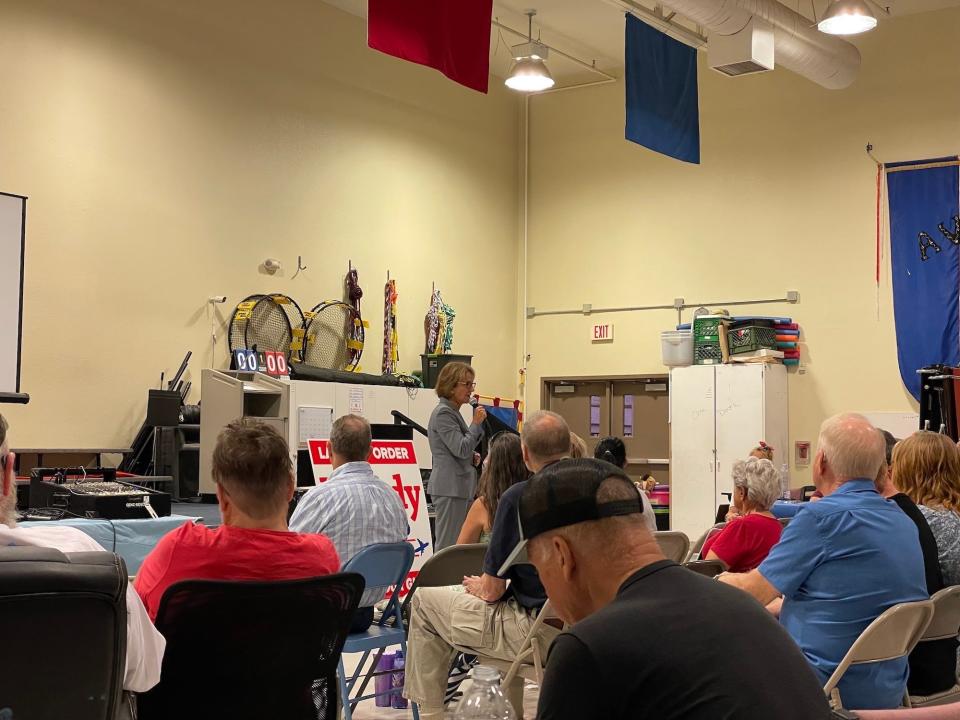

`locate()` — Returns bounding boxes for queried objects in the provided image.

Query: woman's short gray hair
[732,457,780,511]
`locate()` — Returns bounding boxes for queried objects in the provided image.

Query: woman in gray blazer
[428,361,486,550]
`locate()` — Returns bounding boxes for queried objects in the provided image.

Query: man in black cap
[516,458,831,720]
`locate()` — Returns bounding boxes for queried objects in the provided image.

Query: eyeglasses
[458,381,478,389]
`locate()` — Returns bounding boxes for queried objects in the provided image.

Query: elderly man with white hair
[721,413,927,710]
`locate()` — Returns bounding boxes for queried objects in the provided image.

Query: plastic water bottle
[780,463,790,500]
[453,666,517,720]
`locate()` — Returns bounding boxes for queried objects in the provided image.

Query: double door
[543,377,669,485]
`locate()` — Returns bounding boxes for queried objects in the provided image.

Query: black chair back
[0,546,127,720]
[684,559,726,578]
[138,572,364,720]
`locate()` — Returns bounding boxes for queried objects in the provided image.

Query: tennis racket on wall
[228,293,305,359]
[300,300,364,372]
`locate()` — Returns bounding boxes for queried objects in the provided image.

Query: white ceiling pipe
[659,0,861,89]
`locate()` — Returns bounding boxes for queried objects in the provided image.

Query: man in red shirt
[135,418,339,620]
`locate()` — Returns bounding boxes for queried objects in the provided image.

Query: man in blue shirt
[721,413,927,710]
[290,414,408,631]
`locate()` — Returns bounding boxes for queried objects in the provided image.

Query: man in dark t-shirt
[513,459,831,720]
[403,410,571,719]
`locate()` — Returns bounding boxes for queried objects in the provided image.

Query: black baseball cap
[498,458,644,575]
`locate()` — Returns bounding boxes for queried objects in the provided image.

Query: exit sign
[592,323,614,343]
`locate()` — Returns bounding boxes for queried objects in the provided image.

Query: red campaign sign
[308,440,418,466]
[306,438,433,598]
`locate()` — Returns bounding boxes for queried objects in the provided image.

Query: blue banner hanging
[624,14,700,164]
[887,157,960,400]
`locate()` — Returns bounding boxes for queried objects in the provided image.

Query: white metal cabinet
[669,364,788,541]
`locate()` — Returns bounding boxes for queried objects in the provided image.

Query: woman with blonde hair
[569,432,588,459]
[750,441,774,462]
[892,431,960,586]
[427,362,486,550]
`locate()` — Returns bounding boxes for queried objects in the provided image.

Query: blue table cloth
[20,514,195,574]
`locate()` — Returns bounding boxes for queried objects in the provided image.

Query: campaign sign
[307,438,432,597]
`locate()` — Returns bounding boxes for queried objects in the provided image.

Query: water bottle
[453,665,517,720]
[391,650,408,709]
[780,463,790,500]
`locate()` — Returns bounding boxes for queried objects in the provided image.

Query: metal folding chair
[654,530,691,563]
[399,542,488,623]
[684,559,726,578]
[824,599,935,710]
[337,542,417,720]
[909,586,960,708]
[687,522,725,562]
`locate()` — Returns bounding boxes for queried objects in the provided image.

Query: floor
[341,653,541,719]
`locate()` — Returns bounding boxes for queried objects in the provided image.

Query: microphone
[469,398,479,410]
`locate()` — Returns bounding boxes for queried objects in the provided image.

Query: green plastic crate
[693,316,725,338]
[694,342,723,365]
[728,326,778,355]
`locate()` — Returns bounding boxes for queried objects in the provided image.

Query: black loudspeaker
[146,390,182,427]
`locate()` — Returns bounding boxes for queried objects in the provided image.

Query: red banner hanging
[368,0,494,94]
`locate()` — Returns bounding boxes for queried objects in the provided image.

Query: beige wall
[0,0,520,447]
[524,8,960,485]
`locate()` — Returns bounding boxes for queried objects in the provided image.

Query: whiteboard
[862,412,920,440]
[0,193,25,396]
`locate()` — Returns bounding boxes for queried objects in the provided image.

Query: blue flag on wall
[624,14,700,164]
[888,158,960,400]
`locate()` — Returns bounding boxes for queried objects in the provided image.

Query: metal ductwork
[659,0,861,89]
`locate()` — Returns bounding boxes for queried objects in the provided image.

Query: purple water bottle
[375,652,395,707]
[391,650,408,709]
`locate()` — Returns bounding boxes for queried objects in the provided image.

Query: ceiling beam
[603,0,708,48]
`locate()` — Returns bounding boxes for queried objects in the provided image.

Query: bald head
[817,413,885,485]
[521,411,571,471]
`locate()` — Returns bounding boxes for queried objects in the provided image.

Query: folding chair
[400,542,488,623]
[824,599,935,710]
[481,597,561,718]
[654,530,691,563]
[909,586,960,708]
[337,542,417,720]
[684,559,725,578]
[687,523,725,562]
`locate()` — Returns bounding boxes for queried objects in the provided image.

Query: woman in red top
[702,457,783,572]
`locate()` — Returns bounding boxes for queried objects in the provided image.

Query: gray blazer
[427,398,483,500]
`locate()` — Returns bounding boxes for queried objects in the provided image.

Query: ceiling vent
[709,16,774,77]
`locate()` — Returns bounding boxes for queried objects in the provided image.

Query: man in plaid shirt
[290,413,408,632]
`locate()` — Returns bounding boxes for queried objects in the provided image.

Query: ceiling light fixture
[505,10,555,92]
[818,0,878,35]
